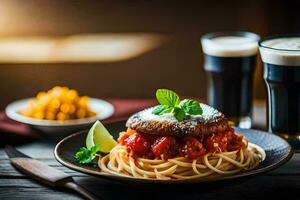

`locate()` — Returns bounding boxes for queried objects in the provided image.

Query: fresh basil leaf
[75,145,100,164]
[173,107,186,121]
[156,89,180,107]
[153,89,203,120]
[152,105,173,115]
[179,99,203,115]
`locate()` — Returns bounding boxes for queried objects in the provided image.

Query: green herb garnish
[152,89,203,121]
[74,145,100,164]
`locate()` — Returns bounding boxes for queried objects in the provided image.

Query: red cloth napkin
[107,98,156,119]
[0,112,40,146]
[0,99,157,146]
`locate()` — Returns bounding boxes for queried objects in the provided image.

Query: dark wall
[0,0,298,109]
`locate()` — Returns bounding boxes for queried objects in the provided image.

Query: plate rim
[5,97,114,127]
[54,120,294,184]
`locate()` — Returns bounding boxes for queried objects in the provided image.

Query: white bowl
[5,98,114,135]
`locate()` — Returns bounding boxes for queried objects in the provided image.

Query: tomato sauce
[118,128,245,160]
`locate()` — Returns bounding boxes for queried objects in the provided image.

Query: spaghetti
[99,141,263,180]
[95,90,265,180]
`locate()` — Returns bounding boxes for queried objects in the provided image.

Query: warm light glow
[0,34,167,63]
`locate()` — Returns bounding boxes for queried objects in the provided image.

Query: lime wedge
[86,120,117,153]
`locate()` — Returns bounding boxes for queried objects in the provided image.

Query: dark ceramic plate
[54,120,293,185]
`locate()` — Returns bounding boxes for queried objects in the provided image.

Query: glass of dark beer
[259,35,300,146]
[201,32,260,128]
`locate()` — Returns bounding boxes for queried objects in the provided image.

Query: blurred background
[0,0,299,109]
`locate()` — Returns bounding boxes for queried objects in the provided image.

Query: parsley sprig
[74,145,100,164]
[152,89,203,121]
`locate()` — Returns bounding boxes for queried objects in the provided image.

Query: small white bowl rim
[5,97,114,127]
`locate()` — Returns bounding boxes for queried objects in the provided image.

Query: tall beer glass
[259,35,300,146]
[201,32,260,128]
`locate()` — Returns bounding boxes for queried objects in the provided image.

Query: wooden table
[0,140,299,200]
[0,101,299,200]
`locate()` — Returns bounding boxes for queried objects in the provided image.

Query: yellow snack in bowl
[21,86,96,120]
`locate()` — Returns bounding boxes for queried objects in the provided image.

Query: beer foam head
[259,37,300,66]
[201,33,259,57]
